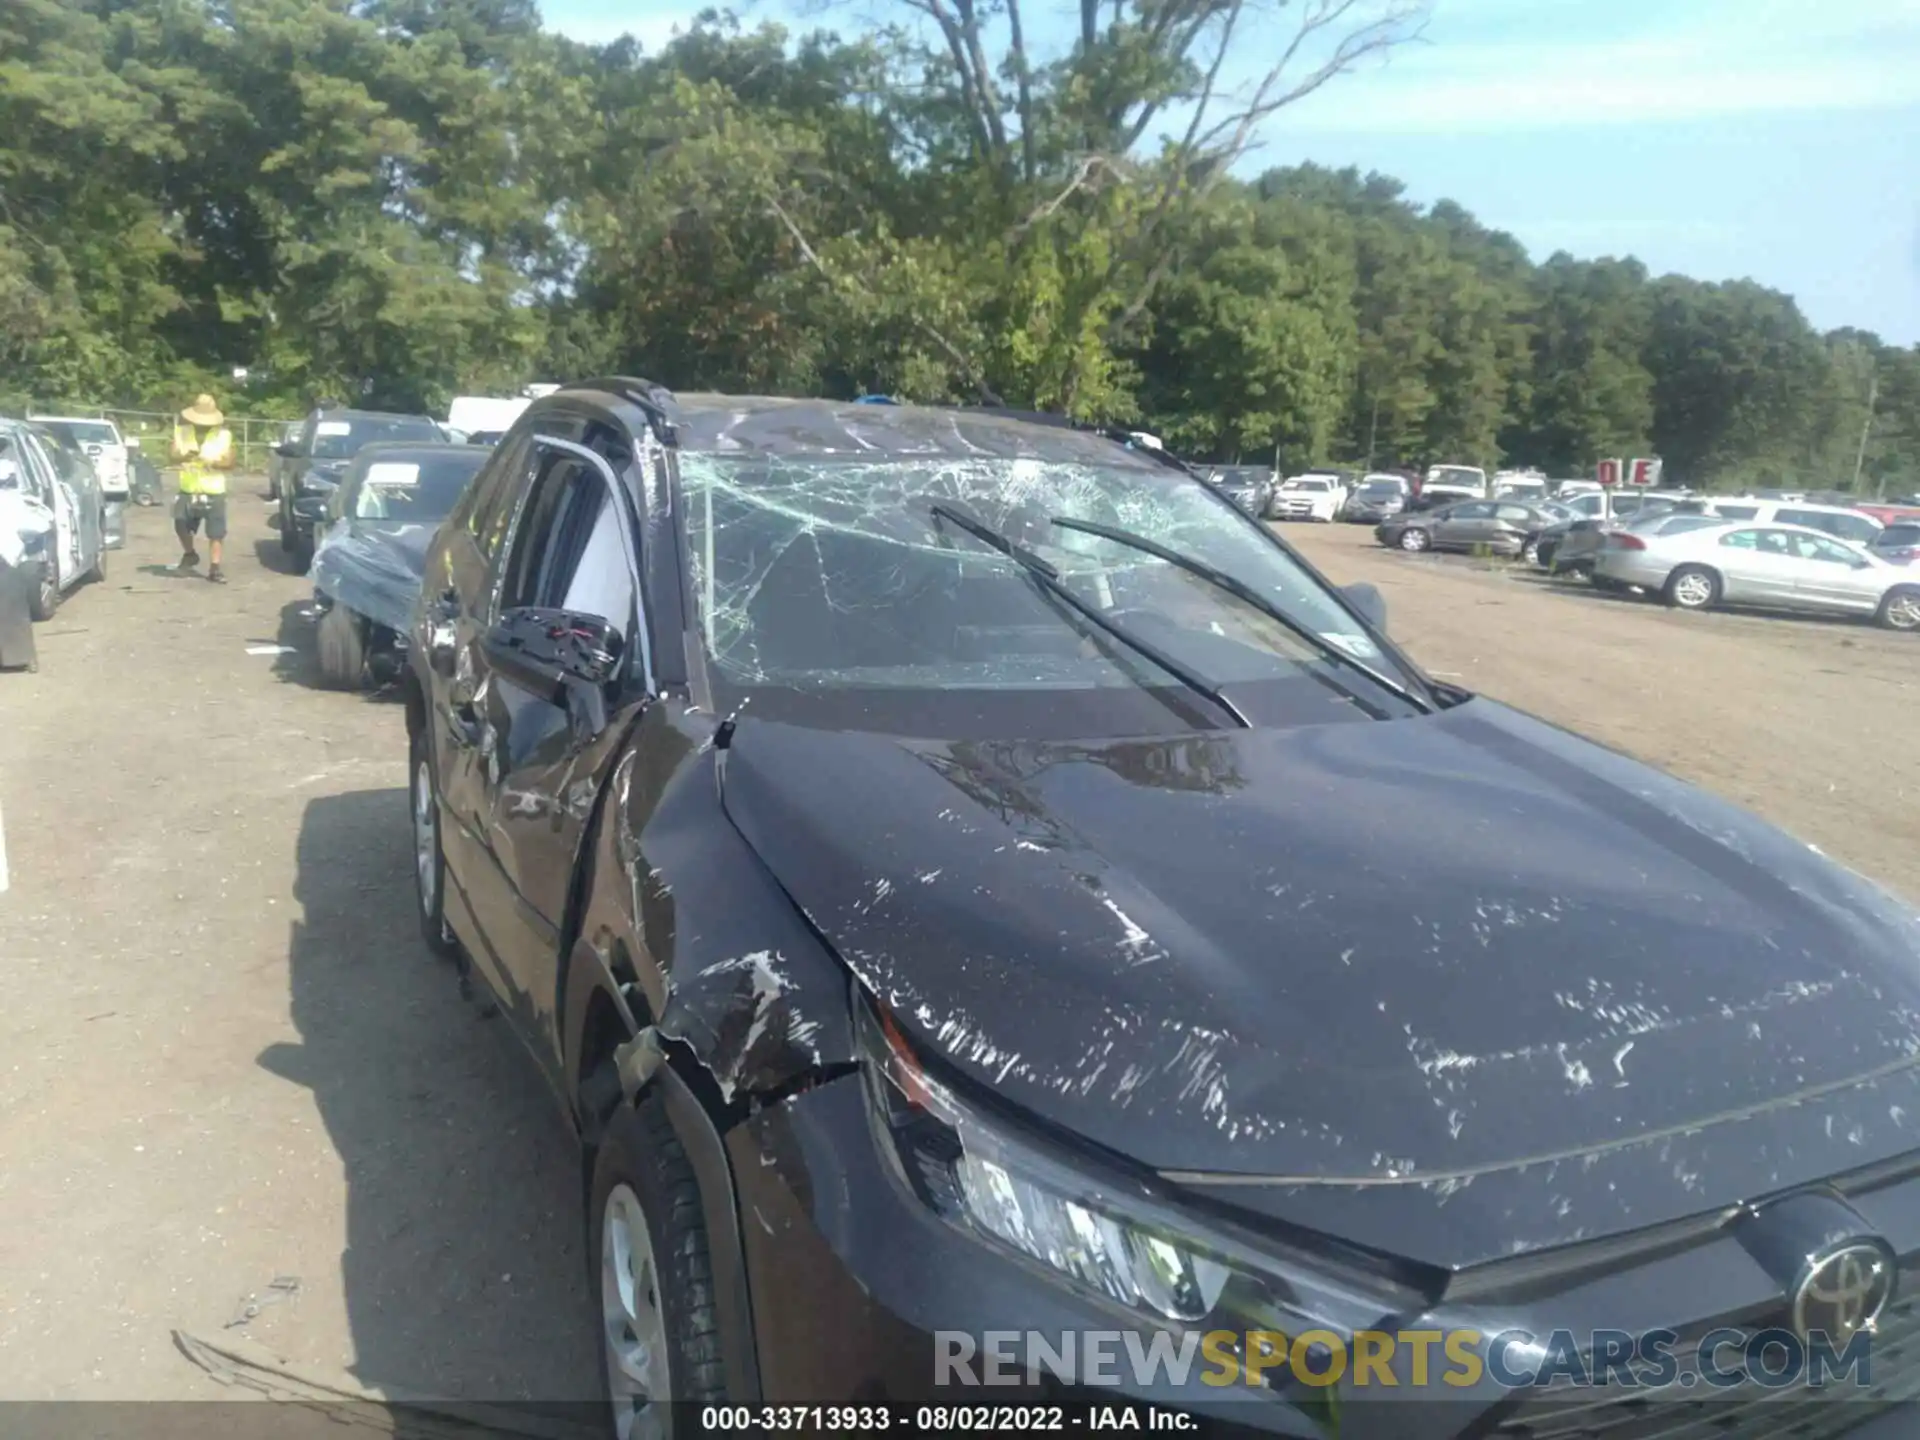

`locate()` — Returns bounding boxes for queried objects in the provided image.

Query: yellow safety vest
[174,425,234,495]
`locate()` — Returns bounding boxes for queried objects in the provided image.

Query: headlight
[855,997,1412,1351]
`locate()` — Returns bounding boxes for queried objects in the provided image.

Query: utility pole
[1852,369,1879,496]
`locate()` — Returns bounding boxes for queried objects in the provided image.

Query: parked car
[275,408,447,563]
[1341,474,1410,523]
[1376,498,1558,556]
[266,422,305,500]
[28,415,130,499]
[403,380,1920,1432]
[1201,464,1275,518]
[310,443,490,689]
[1666,497,1883,548]
[0,419,108,619]
[1593,520,1920,629]
[1548,509,1722,579]
[1270,473,1344,521]
[1869,522,1920,566]
[1535,492,1680,571]
[1419,463,1487,503]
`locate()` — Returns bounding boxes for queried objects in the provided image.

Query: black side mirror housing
[1342,582,1388,633]
[274,442,301,459]
[482,607,623,732]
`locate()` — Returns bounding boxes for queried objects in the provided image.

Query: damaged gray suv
[403,379,1920,1439]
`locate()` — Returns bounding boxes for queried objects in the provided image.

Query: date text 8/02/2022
[697,1406,1201,1432]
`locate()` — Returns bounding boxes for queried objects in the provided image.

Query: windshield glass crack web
[677,448,1385,693]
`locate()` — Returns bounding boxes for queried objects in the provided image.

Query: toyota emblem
[1792,1242,1895,1342]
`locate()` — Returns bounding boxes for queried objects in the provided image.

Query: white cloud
[541,2,720,49]
[1277,0,1920,133]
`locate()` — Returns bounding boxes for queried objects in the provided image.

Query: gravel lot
[0,495,1913,1403]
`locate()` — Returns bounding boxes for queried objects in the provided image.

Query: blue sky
[540,0,1920,345]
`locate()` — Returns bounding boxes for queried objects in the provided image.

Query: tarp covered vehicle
[308,442,489,688]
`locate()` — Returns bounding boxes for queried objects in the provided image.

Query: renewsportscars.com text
[936,1326,1876,1391]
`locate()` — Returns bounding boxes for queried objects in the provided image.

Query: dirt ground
[1282,521,1920,893]
[0,495,1914,1404]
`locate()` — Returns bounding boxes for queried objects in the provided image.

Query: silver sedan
[1593,520,1920,630]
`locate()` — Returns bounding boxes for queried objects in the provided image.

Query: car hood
[718,704,1920,1263]
[310,519,436,632]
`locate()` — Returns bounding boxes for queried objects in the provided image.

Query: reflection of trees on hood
[922,735,1248,839]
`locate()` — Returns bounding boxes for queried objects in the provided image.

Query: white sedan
[1593,520,1920,630]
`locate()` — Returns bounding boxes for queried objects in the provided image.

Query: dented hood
[310,519,435,633]
[718,703,1920,1257]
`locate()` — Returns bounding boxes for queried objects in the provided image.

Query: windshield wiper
[1048,516,1433,715]
[929,503,1250,729]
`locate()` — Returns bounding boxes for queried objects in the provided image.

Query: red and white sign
[1627,457,1661,488]
[1596,458,1622,488]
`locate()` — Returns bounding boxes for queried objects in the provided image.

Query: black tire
[1663,564,1719,611]
[1876,586,1920,632]
[279,492,297,551]
[316,604,368,689]
[1398,527,1431,552]
[409,727,459,959]
[588,1095,728,1435]
[85,533,107,584]
[28,558,59,621]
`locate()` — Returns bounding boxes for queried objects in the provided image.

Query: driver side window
[495,450,640,644]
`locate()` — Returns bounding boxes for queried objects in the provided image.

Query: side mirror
[482,607,623,732]
[274,442,302,459]
[1342,582,1388,632]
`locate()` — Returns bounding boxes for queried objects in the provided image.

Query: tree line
[3,0,1915,492]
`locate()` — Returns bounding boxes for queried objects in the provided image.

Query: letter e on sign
[1629,457,1660,487]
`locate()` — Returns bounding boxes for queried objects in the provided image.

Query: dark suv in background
[275,407,444,563]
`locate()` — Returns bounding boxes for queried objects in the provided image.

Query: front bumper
[729,1076,1920,1438]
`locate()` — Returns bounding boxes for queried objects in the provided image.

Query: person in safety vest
[171,393,236,583]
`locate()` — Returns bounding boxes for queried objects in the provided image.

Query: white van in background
[28,415,129,498]
[445,395,532,443]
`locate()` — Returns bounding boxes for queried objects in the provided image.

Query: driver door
[19,436,74,580]
[1434,501,1495,550]
[456,435,653,1075]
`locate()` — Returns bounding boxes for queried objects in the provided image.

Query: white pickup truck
[1420,464,1488,504]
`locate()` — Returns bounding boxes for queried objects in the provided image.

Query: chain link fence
[33,403,295,474]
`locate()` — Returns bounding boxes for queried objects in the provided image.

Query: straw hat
[181,394,224,427]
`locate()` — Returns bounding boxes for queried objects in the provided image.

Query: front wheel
[316,604,368,689]
[1664,565,1719,611]
[28,557,59,621]
[590,1096,728,1439]
[409,729,458,959]
[1877,586,1920,632]
[1398,527,1431,552]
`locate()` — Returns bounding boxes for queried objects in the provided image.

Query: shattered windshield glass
[678,451,1389,698]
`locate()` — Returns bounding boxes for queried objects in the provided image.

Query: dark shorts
[174,493,229,541]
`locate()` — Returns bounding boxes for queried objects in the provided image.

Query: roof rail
[569,376,680,446]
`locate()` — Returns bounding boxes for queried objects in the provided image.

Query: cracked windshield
[3,0,1917,1433]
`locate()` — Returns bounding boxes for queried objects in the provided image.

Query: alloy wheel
[601,1184,671,1440]
[412,758,438,918]
[1671,572,1714,608]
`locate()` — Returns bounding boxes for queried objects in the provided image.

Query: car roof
[28,414,116,426]
[314,407,440,423]
[663,393,1169,470]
